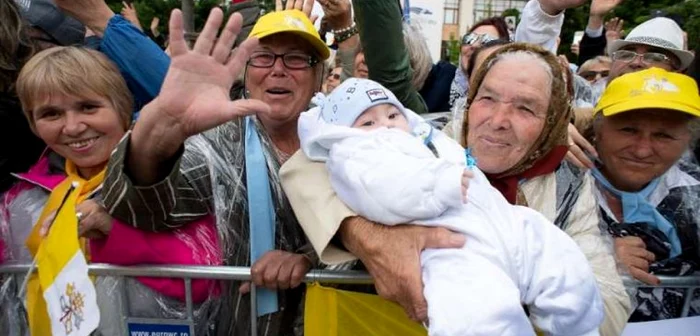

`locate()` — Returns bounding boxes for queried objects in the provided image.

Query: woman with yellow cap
[590,67,700,321]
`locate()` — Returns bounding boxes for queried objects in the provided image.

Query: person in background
[323,66,342,94]
[590,68,700,321]
[578,56,611,84]
[325,0,454,113]
[450,17,510,107]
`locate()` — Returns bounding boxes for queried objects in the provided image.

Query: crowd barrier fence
[0,264,698,336]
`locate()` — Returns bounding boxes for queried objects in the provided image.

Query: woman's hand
[239,250,311,293]
[565,123,598,169]
[318,0,352,30]
[40,200,113,239]
[614,236,661,285]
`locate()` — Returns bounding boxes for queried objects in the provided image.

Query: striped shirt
[102,119,315,336]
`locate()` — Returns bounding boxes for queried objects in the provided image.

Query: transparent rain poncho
[145,117,312,336]
[598,159,700,321]
[0,154,222,335]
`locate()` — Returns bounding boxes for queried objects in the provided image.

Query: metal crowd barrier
[0,264,698,336]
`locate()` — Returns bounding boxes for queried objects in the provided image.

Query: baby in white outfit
[299,78,603,336]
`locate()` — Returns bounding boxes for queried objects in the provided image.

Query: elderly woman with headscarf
[456,43,631,335]
[590,68,700,321]
[99,3,334,334]
[279,43,633,335]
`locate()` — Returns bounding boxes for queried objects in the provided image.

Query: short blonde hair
[16,47,133,131]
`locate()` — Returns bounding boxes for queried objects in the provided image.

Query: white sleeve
[517,206,604,336]
[327,135,465,225]
[515,0,565,54]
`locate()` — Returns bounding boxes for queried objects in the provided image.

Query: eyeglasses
[462,33,498,46]
[327,73,340,80]
[579,70,609,81]
[248,51,319,69]
[611,50,674,67]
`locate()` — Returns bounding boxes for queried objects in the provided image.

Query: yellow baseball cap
[249,10,330,61]
[594,68,700,118]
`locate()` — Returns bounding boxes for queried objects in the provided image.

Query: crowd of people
[0,0,698,335]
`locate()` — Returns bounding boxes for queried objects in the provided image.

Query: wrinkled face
[325,67,342,93]
[354,52,368,78]
[352,104,411,132]
[596,109,692,192]
[467,59,550,174]
[32,93,127,178]
[460,25,501,72]
[609,44,680,80]
[246,34,320,128]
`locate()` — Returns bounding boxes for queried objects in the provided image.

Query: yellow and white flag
[29,181,100,336]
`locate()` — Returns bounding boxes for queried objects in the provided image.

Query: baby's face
[351,104,411,132]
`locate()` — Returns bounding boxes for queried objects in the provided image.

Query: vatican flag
[34,182,99,336]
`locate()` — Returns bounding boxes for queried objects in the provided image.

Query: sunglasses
[462,33,498,46]
[579,70,609,81]
[327,73,340,80]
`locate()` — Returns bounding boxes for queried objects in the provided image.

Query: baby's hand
[461,169,474,203]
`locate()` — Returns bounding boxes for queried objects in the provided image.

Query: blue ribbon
[244,116,278,316]
[591,168,682,258]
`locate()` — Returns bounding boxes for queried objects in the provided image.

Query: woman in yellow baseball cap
[590,67,700,321]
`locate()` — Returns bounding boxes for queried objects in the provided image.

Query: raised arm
[353,0,428,114]
[101,9,269,231]
[516,0,587,53]
[327,135,464,225]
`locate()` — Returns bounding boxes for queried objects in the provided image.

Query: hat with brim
[608,17,694,71]
[249,10,330,61]
[595,68,700,118]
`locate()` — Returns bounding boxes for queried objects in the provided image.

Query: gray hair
[402,21,433,91]
[488,50,554,88]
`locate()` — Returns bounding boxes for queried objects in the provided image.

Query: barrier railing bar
[1,264,695,286]
[250,284,257,336]
[185,277,195,336]
[680,287,693,318]
[2,264,697,328]
[0,264,375,283]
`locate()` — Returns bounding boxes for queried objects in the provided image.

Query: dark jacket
[419,61,457,112]
[0,94,45,194]
[354,0,429,114]
[578,30,607,66]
